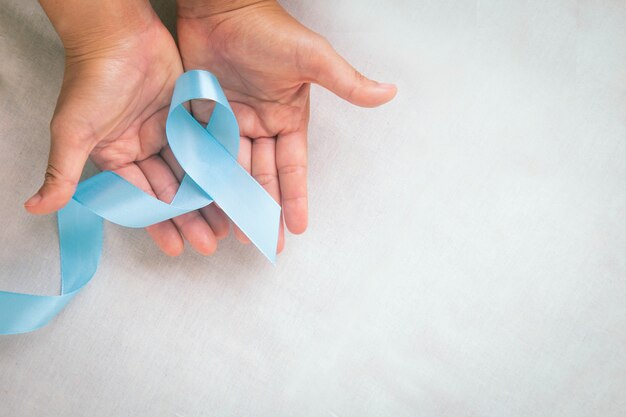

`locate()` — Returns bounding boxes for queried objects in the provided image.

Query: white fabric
[1,0,625,415]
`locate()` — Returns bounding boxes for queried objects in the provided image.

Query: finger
[24,120,91,214]
[233,136,252,244]
[252,137,285,253]
[159,145,185,179]
[160,145,230,240]
[114,164,184,257]
[189,99,216,125]
[138,155,218,256]
[230,102,273,139]
[137,108,169,161]
[276,129,308,234]
[311,39,397,107]
[200,204,230,240]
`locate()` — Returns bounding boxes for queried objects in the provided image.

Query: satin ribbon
[0,70,281,335]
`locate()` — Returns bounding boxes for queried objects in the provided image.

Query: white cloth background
[1,0,625,415]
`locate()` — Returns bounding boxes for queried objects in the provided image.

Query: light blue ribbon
[0,70,281,335]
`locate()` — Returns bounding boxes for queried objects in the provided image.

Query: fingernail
[376,82,397,90]
[24,192,42,207]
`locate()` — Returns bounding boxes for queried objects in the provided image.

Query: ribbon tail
[0,200,102,334]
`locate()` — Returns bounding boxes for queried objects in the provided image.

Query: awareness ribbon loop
[0,70,281,335]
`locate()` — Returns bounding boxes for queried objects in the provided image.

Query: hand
[177,0,397,252]
[26,1,227,256]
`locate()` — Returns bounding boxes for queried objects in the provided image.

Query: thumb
[24,125,90,215]
[312,40,397,108]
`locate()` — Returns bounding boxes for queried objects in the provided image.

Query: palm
[34,20,227,256]
[177,2,396,254]
[178,4,325,251]
[67,28,180,172]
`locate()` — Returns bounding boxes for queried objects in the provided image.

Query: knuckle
[44,163,77,187]
[253,137,275,146]
[282,194,307,203]
[174,213,195,230]
[253,172,278,188]
[49,116,62,136]
[49,115,94,150]
[278,163,307,177]
[49,116,72,141]
[155,181,180,200]
[314,34,333,54]
[302,34,333,77]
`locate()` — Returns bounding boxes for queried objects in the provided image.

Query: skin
[177,0,397,251]
[26,0,397,257]
[27,0,217,256]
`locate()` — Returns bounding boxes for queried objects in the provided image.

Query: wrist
[40,0,157,58]
[176,0,276,19]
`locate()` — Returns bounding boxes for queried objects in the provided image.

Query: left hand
[176,0,397,253]
[27,2,227,257]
